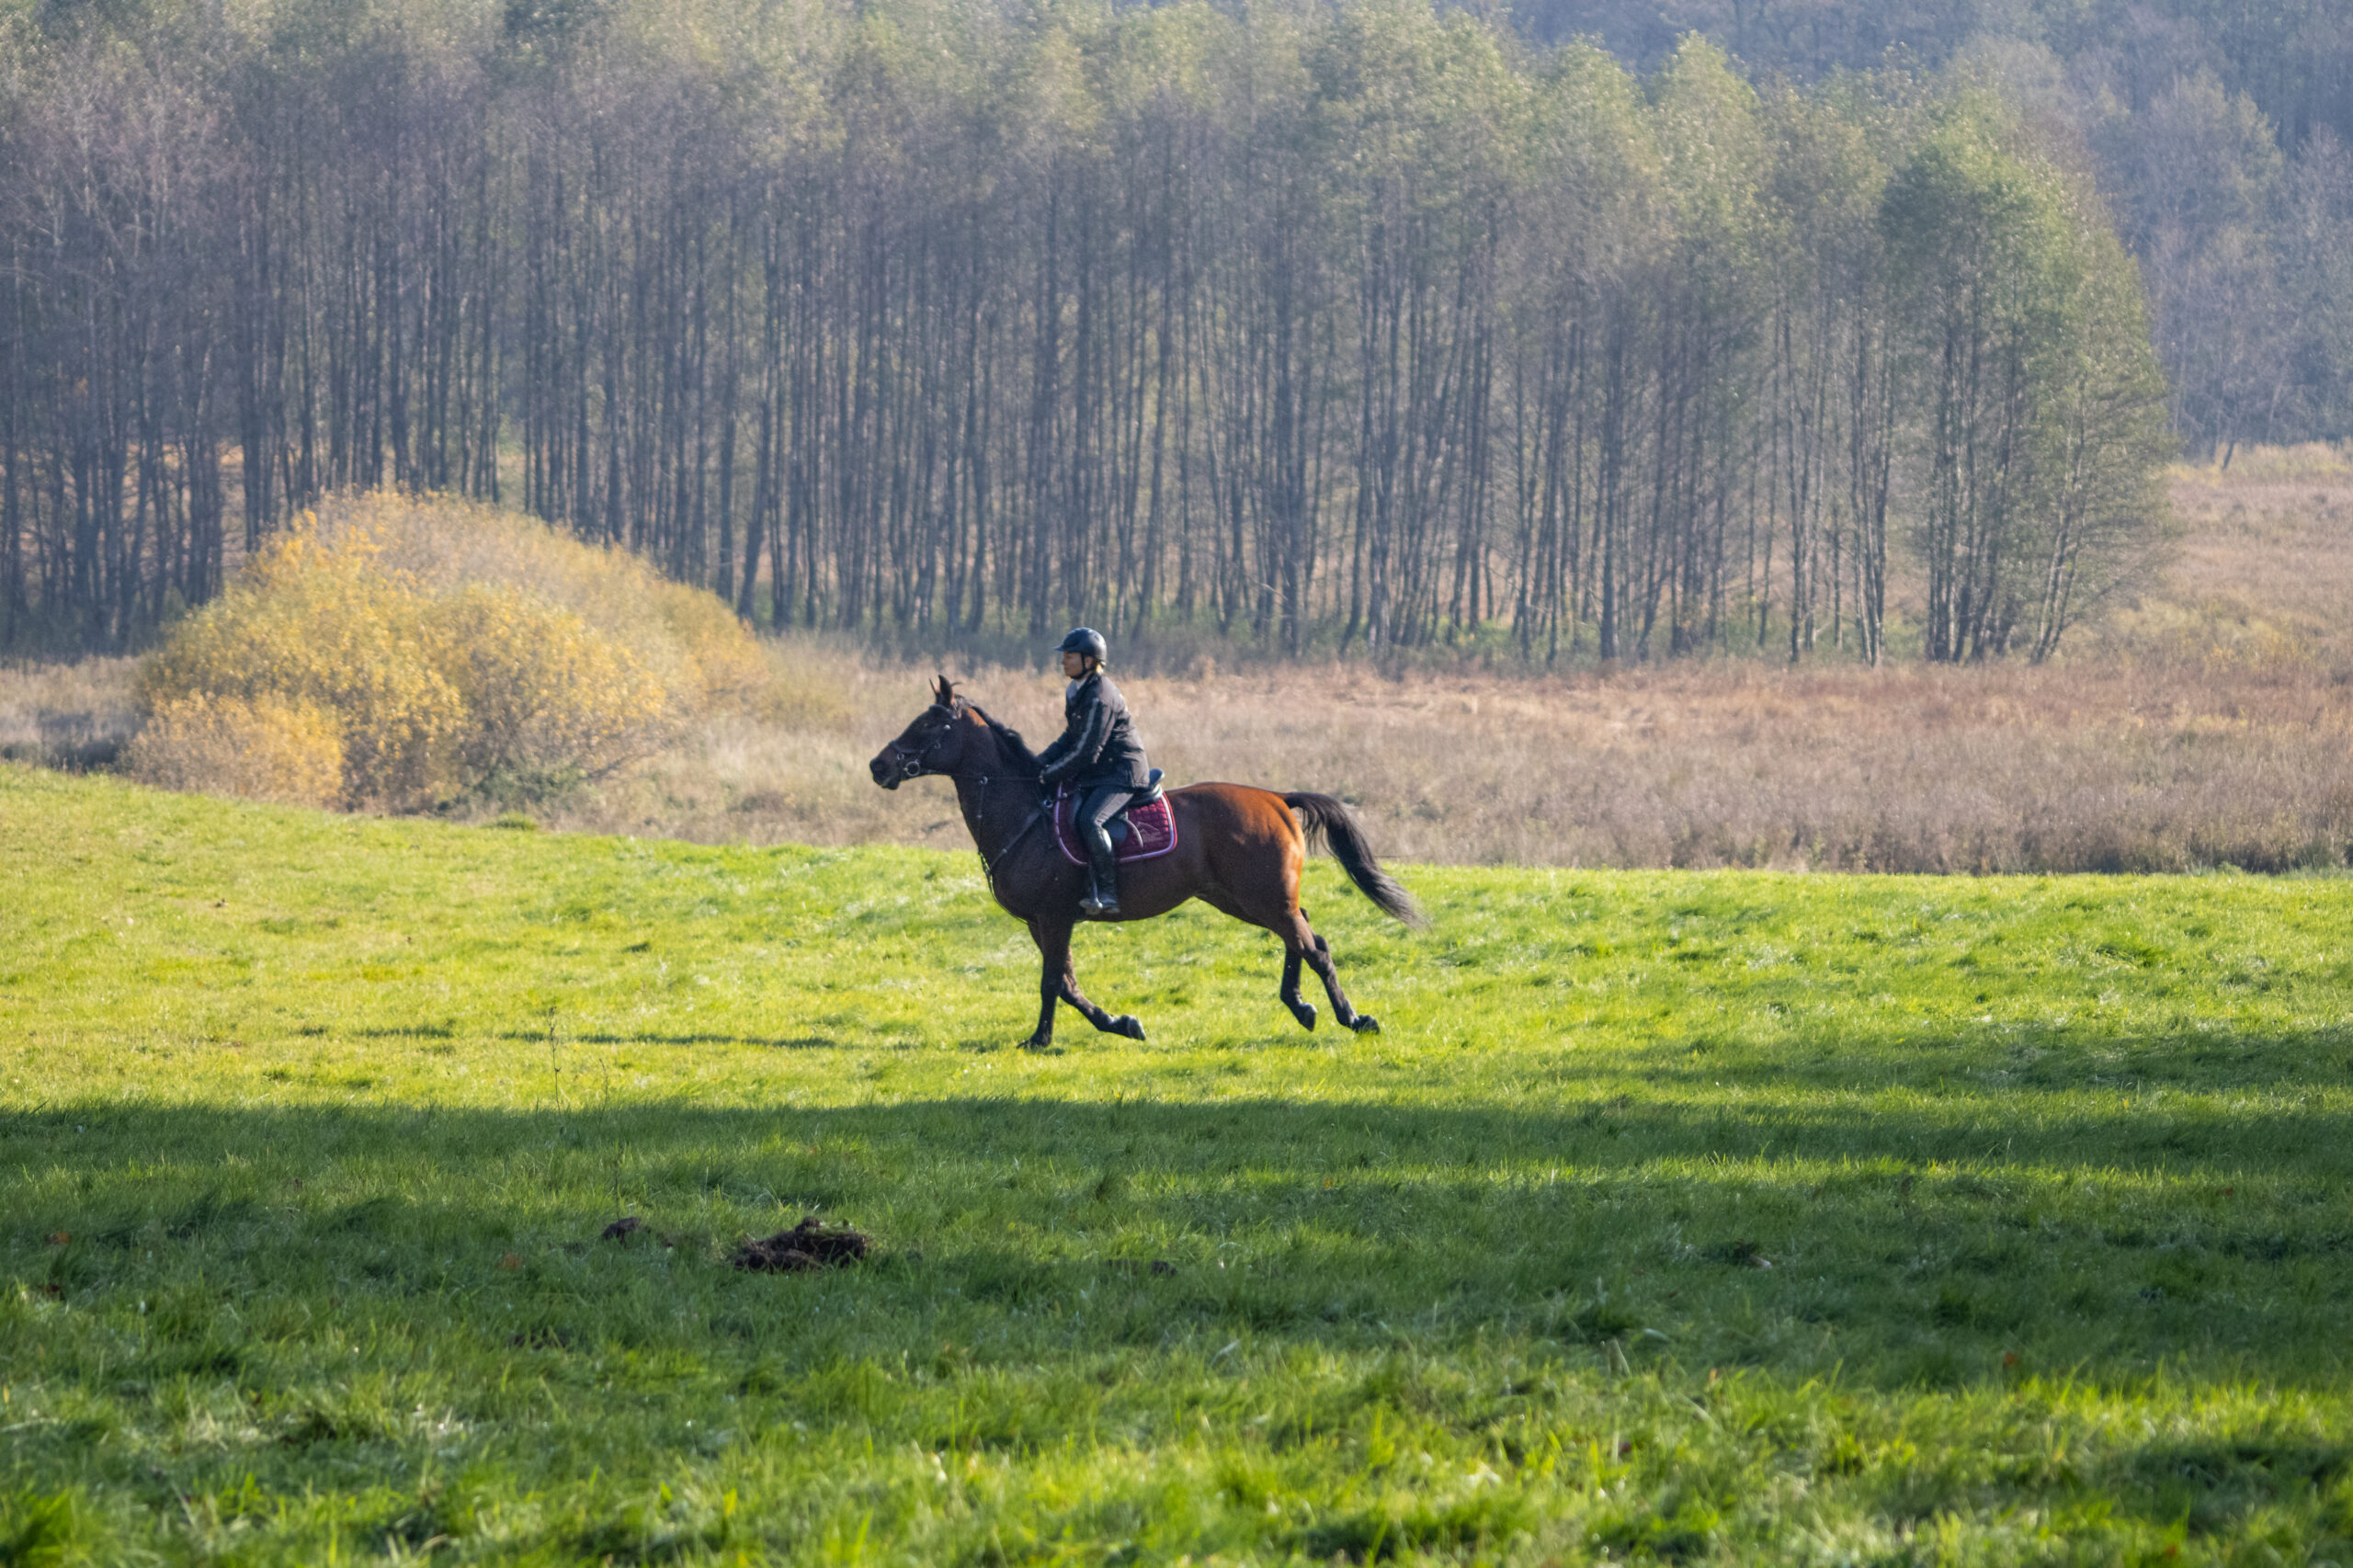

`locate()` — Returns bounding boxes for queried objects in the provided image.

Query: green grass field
[5,763,2352,1565]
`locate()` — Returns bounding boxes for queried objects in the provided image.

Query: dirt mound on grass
[732,1217,870,1272]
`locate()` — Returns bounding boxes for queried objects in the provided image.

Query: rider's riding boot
[1081,827,1121,916]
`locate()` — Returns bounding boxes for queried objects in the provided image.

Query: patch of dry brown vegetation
[549,651,2353,872]
[540,454,2353,872]
[0,657,139,770]
[2091,450,2353,673]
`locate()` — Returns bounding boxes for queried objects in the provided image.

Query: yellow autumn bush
[425,585,666,780]
[135,491,767,808]
[139,528,463,803]
[320,491,767,716]
[123,694,346,807]
[647,578,770,711]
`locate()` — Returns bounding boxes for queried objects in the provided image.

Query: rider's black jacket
[1037,671,1150,790]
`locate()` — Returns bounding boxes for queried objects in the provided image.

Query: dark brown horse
[870,676,1425,1049]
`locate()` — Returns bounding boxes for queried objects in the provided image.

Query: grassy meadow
[6,762,2353,1563]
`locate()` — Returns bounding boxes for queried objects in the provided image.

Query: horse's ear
[931,673,953,707]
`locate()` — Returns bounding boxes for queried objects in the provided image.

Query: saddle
[1052,768,1176,866]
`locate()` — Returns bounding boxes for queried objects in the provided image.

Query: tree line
[0,0,2169,662]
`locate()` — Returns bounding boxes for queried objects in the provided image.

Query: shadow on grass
[9,1085,2352,1559]
[8,1077,2351,1393]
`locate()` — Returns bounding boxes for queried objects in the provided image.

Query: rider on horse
[1037,628,1150,917]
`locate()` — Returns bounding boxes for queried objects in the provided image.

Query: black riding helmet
[1055,627,1108,664]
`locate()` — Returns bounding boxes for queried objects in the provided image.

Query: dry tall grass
[10,457,2350,872]
[539,455,2353,872]
[0,656,139,770]
[543,648,2353,872]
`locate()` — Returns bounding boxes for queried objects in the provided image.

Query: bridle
[879,704,961,786]
[883,703,1048,894]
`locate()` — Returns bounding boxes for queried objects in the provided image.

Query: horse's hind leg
[1025,917,1145,1051]
[1291,914,1379,1035]
[1194,886,1317,1033]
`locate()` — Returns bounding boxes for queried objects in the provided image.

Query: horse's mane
[961,700,1042,778]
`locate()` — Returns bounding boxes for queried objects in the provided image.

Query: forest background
[9,0,2345,666]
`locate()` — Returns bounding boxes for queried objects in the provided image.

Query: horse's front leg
[1025,915,1144,1049]
[1023,917,1065,1050]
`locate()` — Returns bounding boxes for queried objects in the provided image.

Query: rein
[963,769,1049,896]
[977,794,1045,894]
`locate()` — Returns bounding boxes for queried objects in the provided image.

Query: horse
[870,675,1425,1050]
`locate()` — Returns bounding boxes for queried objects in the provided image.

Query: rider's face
[1061,651,1091,679]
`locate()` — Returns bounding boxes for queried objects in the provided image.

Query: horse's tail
[1282,792,1428,929]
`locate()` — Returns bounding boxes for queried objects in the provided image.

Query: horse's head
[870,674,982,790]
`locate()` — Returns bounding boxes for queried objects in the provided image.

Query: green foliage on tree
[1884,113,2171,661]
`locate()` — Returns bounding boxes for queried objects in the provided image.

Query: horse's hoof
[1348,1015,1381,1035]
[1113,1015,1147,1042]
[1290,1004,1318,1031]
[1019,1034,1054,1052]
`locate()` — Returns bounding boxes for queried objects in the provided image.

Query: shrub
[134,491,769,809]
[123,694,344,808]
[649,578,769,712]
[139,530,462,804]
[424,584,667,782]
[313,491,767,721]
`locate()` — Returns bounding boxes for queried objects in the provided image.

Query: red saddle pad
[1053,785,1178,866]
